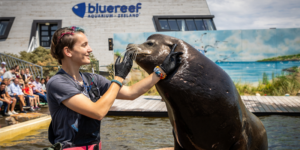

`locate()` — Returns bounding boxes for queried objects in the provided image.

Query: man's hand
[13,93,16,96]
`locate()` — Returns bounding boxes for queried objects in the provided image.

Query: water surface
[0,115,299,150]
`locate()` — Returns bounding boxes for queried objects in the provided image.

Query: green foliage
[114,51,122,57]
[258,53,300,61]
[235,71,300,96]
[262,72,269,84]
[4,46,99,77]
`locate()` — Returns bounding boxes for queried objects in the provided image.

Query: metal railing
[27,36,38,52]
[0,53,43,78]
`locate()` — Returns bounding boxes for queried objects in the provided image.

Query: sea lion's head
[126,34,191,74]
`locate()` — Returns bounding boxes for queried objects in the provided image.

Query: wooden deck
[108,96,300,117]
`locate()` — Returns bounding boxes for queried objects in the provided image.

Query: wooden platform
[108,96,300,117]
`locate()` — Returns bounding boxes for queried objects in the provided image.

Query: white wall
[0,0,211,70]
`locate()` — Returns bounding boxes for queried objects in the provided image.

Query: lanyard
[61,69,90,93]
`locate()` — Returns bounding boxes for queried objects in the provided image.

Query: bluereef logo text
[72,2,142,18]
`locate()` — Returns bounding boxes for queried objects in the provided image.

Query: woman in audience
[29,81,41,107]
[41,78,47,93]
[45,76,50,84]
[20,69,26,82]
[14,65,20,78]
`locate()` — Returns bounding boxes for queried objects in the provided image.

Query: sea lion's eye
[147,42,153,46]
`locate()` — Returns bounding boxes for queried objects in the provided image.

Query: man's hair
[1,82,6,86]
[10,66,15,70]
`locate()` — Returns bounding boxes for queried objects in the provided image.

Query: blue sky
[206,0,300,30]
[114,28,300,62]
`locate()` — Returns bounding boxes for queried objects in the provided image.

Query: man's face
[1,64,5,68]
[0,85,5,90]
[36,78,40,82]
[26,69,29,74]
[14,79,19,85]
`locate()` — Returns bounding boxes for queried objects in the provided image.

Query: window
[153,16,216,32]
[29,20,62,47]
[0,17,15,39]
[39,24,57,47]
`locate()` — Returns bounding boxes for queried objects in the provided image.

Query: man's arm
[5,92,11,99]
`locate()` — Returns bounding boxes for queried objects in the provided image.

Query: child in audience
[29,81,41,109]
[22,81,39,111]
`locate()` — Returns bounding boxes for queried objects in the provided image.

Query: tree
[4,46,99,77]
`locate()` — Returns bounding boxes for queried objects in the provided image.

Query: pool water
[0,115,299,150]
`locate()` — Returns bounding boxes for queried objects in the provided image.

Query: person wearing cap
[0,62,6,77]
[32,76,47,103]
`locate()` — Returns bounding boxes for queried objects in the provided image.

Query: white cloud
[207,0,300,30]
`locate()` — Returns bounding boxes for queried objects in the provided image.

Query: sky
[206,0,300,30]
[114,28,300,62]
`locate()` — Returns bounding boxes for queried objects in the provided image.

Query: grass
[235,68,300,96]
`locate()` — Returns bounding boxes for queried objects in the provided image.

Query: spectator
[9,78,29,113]
[41,78,47,92]
[0,62,6,76]
[3,67,16,83]
[32,76,47,103]
[20,69,26,81]
[25,68,32,81]
[23,81,41,110]
[45,76,50,84]
[28,81,41,107]
[15,65,20,78]
[22,81,37,111]
[0,82,17,116]
[18,74,24,88]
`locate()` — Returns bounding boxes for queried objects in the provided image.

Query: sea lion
[126,34,268,150]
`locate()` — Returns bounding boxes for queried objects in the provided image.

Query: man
[0,62,6,77]
[32,76,47,103]
[9,78,32,113]
[25,68,31,81]
[3,67,16,84]
[0,82,17,116]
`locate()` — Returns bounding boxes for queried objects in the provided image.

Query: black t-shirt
[46,69,111,148]
[0,89,6,98]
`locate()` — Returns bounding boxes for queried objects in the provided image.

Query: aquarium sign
[72,2,142,18]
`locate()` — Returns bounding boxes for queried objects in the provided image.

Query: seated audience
[20,69,26,82]
[32,76,47,103]
[0,62,6,77]
[23,81,40,110]
[25,68,32,81]
[3,67,15,84]
[9,78,30,113]
[0,82,17,116]
[41,78,47,93]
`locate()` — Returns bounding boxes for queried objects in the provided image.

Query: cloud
[207,0,300,30]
